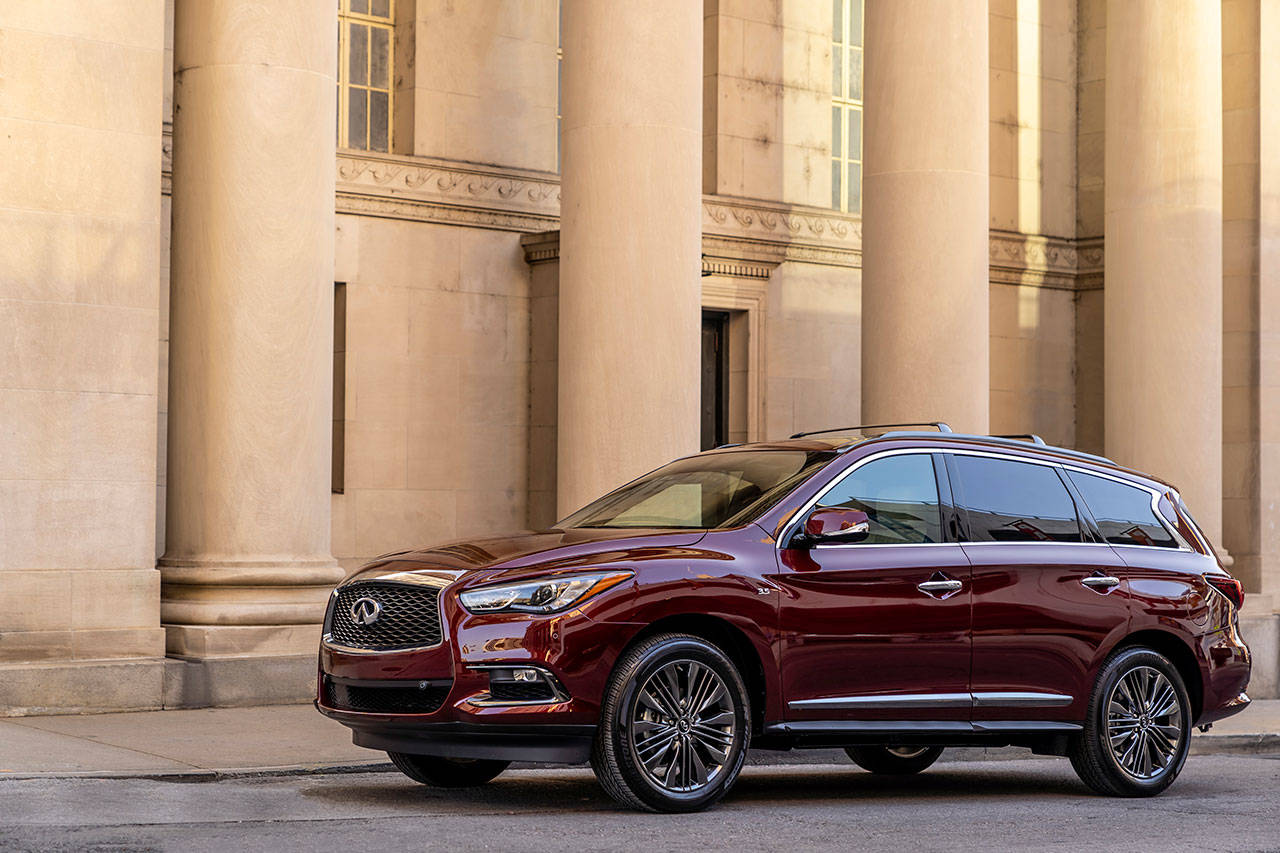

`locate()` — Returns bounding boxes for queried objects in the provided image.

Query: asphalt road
[2,755,1278,852]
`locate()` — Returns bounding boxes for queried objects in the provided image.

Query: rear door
[947,452,1130,723]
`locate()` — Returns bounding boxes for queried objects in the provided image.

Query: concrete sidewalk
[1,700,1276,780]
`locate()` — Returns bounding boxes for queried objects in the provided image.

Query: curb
[1,733,1274,782]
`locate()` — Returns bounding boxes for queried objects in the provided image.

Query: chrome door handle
[1082,575,1121,590]
[917,579,963,594]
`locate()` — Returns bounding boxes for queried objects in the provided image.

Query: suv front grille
[327,582,443,650]
[323,676,451,715]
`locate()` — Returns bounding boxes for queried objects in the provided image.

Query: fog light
[512,668,540,682]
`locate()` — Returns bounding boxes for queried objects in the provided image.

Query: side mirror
[794,508,870,547]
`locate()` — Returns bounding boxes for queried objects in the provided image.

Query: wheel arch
[1109,629,1204,721]
[620,613,770,735]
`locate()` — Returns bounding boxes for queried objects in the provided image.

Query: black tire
[1068,647,1192,797]
[387,752,510,787]
[844,745,943,775]
[591,632,751,813]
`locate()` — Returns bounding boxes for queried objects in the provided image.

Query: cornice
[160,131,1103,288]
[336,151,561,233]
[989,229,1104,291]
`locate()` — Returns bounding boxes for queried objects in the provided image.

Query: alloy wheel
[1104,665,1184,780]
[628,659,737,793]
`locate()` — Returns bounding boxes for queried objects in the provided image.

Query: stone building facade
[1,0,1278,713]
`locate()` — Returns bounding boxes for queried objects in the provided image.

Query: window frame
[779,448,962,549]
[337,0,395,153]
[813,451,948,546]
[832,0,863,213]
[944,453,1087,545]
[779,446,1192,552]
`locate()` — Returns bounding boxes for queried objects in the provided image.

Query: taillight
[1205,575,1244,609]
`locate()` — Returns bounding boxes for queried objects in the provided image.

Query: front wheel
[591,633,751,813]
[845,745,943,775]
[1068,647,1191,797]
[387,752,510,787]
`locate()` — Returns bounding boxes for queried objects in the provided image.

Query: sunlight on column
[1016,0,1042,234]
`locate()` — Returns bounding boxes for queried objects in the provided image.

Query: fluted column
[556,0,702,515]
[163,0,343,662]
[860,0,990,434]
[1105,0,1223,544]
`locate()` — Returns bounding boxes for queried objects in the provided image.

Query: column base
[1241,606,1280,700]
[0,658,165,716]
[162,654,317,709]
[164,623,324,659]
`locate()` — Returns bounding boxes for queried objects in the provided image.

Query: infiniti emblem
[350,597,382,626]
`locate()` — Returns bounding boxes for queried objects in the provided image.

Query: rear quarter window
[1066,471,1178,548]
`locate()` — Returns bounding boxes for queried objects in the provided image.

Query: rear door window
[950,455,1083,542]
[1067,471,1178,548]
[817,453,942,544]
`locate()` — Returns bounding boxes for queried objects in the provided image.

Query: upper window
[1068,472,1178,548]
[817,454,941,544]
[557,451,835,530]
[338,0,393,152]
[951,456,1083,543]
[832,0,863,212]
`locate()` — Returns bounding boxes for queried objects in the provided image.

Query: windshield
[557,450,836,530]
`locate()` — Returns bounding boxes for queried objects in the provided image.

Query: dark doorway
[701,311,729,451]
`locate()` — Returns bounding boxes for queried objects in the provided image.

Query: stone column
[556,0,702,515]
[860,0,990,434]
[1104,0,1223,545]
[163,0,342,693]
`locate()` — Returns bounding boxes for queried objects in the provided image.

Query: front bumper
[315,705,595,763]
[317,587,634,762]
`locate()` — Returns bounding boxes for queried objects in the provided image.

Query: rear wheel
[845,745,943,775]
[591,633,751,813]
[1068,647,1191,797]
[387,752,510,787]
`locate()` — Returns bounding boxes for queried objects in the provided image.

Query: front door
[947,453,1132,723]
[773,452,973,721]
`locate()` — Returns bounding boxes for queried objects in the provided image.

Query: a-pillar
[555,0,703,515]
[1104,0,1224,545]
[162,0,343,702]
[860,0,990,434]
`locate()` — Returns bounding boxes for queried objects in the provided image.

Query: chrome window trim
[778,445,1192,553]
[788,691,1073,710]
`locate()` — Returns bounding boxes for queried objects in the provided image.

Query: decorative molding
[702,197,861,246]
[989,229,1104,291]
[700,257,775,280]
[336,151,561,232]
[161,129,1104,290]
[519,230,560,265]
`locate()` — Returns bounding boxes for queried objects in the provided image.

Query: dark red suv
[316,424,1251,812]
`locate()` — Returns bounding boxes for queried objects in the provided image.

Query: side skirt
[758,720,1082,754]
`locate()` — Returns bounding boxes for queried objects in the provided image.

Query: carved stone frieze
[160,131,1102,287]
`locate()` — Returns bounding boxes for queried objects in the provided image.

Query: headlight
[459,570,633,615]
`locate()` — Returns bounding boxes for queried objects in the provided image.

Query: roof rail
[993,433,1046,446]
[790,422,953,439]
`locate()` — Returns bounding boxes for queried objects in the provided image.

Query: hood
[342,527,708,588]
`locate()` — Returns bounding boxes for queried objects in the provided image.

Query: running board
[765,720,1082,736]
